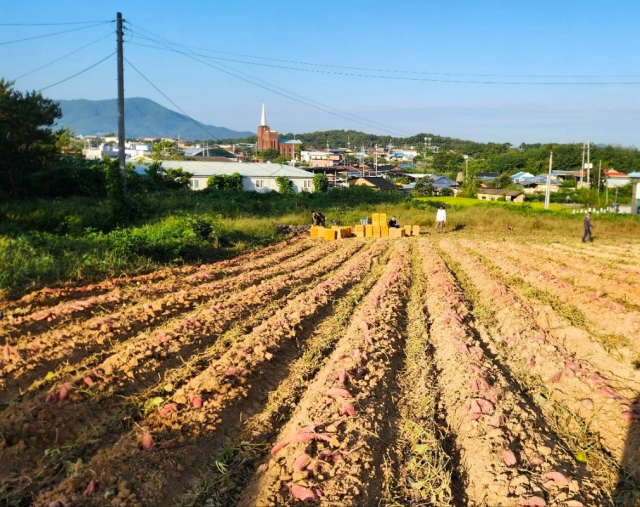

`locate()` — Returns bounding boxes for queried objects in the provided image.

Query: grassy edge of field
[1,189,639,301]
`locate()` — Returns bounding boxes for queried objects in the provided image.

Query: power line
[130,38,411,137]
[0,21,113,46]
[124,57,222,141]
[125,28,640,80]
[126,25,412,134]
[0,20,113,26]
[132,41,640,86]
[12,31,115,81]
[126,27,410,136]
[39,52,115,91]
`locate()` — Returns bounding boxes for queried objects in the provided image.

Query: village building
[350,176,398,191]
[150,160,314,193]
[477,188,525,202]
[256,104,302,159]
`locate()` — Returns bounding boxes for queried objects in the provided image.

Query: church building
[256,104,301,159]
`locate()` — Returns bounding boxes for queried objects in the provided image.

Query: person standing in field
[582,212,594,242]
[435,205,447,232]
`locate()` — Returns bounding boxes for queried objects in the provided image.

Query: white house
[301,151,341,168]
[156,161,315,193]
[604,169,631,188]
[83,141,151,160]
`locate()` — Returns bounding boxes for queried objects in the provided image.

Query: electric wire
[12,31,115,81]
[129,39,640,85]
[126,24,640,80]
[124,57,222,141]
[126,27,410,136]
[0,21,113,46]
[0,20,113,26]
[129,39,411,136]
[126,25,413,134]
[39,52,115,91]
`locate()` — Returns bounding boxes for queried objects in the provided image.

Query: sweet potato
[293,453,312,472]
[327,387,351,398]
[84,478,96,496]
[270,441,289,454]
[141,433,154,450]
[58,386,69,402]
[543,471,568,486]
[503,450,517,466]
[340,402,355,416]
[191,396,203,409]
[291,485,317,502]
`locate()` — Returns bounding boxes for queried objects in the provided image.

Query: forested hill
[269,130,639,174]
[56,98,254,140]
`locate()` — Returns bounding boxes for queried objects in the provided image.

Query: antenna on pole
[117,12,126,192]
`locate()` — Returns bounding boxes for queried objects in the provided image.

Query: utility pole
[544,151,553,210]
[597,160,602,206]
[116,12,126,192]
[586,141,591,187]
[580,143,585,188]
[375,144,378,176]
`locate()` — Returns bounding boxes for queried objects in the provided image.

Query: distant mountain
[56,97,254,140]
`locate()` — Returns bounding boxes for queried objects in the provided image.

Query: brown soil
[1,234,638,507]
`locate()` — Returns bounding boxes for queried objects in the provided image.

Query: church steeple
[260,103,267,127]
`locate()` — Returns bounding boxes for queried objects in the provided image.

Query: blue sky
[2,0,639,145]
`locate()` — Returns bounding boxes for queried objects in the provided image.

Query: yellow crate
[365,225,374,238]
[316,226,325,239]
[355,224,365,237]
[342,227,352,238]
[381,225,389,238]
[404,225,412,236]
[371,213,380,226]
[324,229,337,241]
[310,226,319,238]
[389,227,403,238]
[372,225,381,238]
[378,213,387,225]
[412,225,421,236]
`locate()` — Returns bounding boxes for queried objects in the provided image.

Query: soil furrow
[459,238,640,353]
[0,241,367,504]
[0,239,343,401]
[486,239,640,307]
[0,237,311,340]
[0,236,307,316]
[423,238,608,506]
[383,241,454,506]
[440,239,640,502]
[33,239,390,507]
[237,239,412,507]
[175,242,394,507]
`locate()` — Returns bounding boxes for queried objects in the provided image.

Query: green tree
[272,154,291,164]
[150,140,180,160]
[207,174,225,190]
[275,175,294,194]
[312,173,329,193]
[144,161,192,189]
[458,177,479,198]
[226,172,242,190]
[439,187,454,196]
[412,177,436,197]
[489,173,516,189]
[260,148,280,162]
[0,79,62,197]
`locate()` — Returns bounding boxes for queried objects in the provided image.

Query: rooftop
[143,161,314,178]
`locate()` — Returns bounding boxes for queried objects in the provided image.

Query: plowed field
[1,235,639,507]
